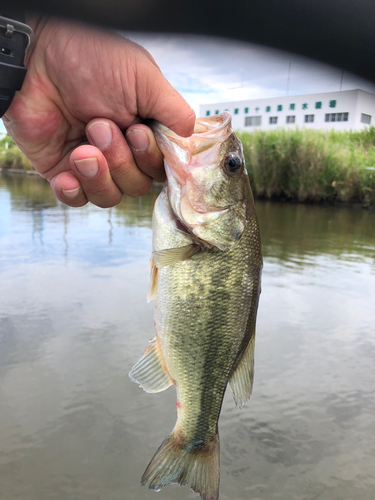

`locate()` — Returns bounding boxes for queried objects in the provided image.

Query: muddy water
[0,173,374,500]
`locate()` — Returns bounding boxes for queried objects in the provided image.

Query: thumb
[138,65,196,138]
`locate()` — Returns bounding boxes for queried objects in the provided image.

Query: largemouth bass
[129,112,262,500]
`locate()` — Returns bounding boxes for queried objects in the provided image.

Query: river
[0,173,374,500]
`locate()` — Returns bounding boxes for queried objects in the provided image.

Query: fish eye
[224,153,242,174]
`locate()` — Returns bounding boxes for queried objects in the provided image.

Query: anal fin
[229,331,256,408]
[129,337,173,393]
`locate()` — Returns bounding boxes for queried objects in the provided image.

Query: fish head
[152,112,250,250]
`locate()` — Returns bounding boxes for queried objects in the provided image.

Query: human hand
[3,16,195,207]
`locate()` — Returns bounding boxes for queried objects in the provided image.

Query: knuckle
[108,160,129,176]
[185,105,196,127]
[127,179,153,198]
[93,192,123,209]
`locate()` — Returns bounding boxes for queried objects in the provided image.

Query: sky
[2,33,375,136]
[125,33,375,115]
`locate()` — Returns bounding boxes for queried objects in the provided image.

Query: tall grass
[239,127,375,207]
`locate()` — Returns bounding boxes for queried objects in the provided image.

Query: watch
[0,9,32,117]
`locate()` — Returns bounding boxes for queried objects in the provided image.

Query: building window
[255,107,260,113]
[269,116,278,125]
[244,107,249,114]
[286,115,295,124]
[361,113,371,124]
[266,106,271,112]
[305,114,314,123]
[329,100,337,108]
[215,110,219,115]
[336,113,348,121]
[315,101,322,109]
[277,104,283,111]
[289,103,295,110]
[325,113,349,122]
[206,110,210,116]
[234,108,239,114]
[302,103,308,110]
[245,116,261,127]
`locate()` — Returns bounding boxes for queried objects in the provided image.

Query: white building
[199,89,375,131]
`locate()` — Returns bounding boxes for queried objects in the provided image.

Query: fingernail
[74,157,99,177]
[87,121,112,150]
[127,129,149,152]
[62,187,80,198]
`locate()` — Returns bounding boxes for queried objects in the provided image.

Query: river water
[0,173,374,500]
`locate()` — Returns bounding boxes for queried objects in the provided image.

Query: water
[0,173,374,500]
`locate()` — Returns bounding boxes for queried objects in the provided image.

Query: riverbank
[239,127,375,207]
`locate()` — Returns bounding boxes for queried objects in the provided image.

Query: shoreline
[0,167,40,177]
[2,168,373,210]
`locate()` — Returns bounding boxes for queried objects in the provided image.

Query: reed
[239,127,375,207]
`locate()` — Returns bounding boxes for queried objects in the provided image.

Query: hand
[3,16,195,207]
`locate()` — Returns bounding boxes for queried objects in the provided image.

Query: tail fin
[141,432,220,500]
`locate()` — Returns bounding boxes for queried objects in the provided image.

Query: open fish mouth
[150,111,233,169]
[150,112,246,249]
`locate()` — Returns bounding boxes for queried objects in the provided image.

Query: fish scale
[129,112,262,500]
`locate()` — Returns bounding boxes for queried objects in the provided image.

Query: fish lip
[192,111,232,138]
[149,111,232,145]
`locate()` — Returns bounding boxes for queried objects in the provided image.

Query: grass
[238,127,375,207]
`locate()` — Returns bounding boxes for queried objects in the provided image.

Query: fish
[129,111,262,500]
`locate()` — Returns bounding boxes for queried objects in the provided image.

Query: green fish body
[130,112,262,500]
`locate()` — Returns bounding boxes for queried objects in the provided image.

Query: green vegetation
[238,127,375,207]
[2,128,375,207]
[0,134,33,171]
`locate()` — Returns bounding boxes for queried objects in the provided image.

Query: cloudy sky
[2,33,375,136]
[126,33,375,115]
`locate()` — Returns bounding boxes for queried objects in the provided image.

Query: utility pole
[286,61,291,96]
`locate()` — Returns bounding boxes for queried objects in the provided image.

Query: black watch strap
[0,13,32,117]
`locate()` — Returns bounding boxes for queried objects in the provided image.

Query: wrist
[25,13,43,33]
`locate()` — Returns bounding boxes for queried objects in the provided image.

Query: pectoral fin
[129,337,173,393]
[147,255,158,303]
[229,331,256,408]
[152,244,199,268]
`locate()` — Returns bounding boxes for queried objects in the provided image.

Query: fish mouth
[150,111,232,159]
[150,112,232,186]
[151,112,236,245]
[192,111,232,139]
